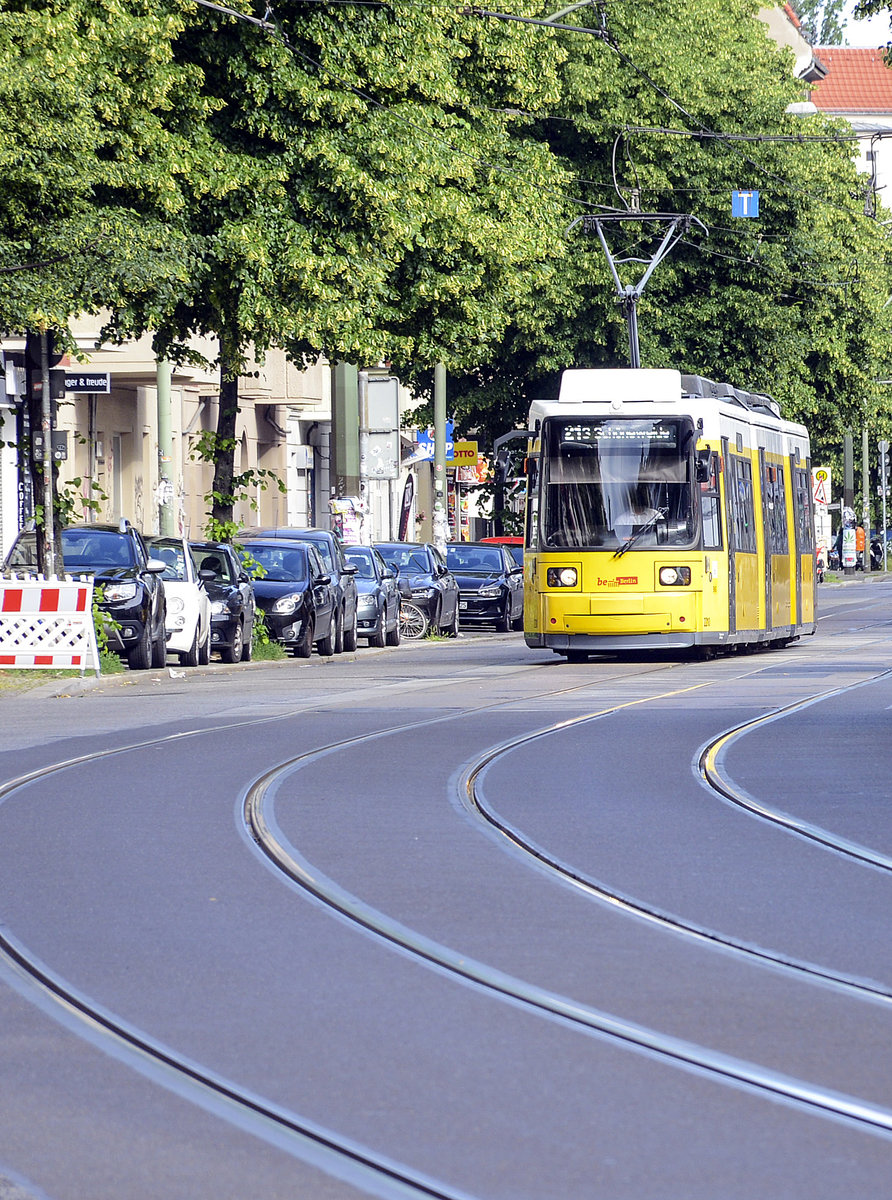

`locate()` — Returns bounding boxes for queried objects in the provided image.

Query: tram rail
[3,638,892,1197]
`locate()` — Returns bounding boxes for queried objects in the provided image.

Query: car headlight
[357,596,376,613]
[659,566,692,586]
[103,582,138,602]
[272,593,303,614]
[479,587,502,597]
[412,587,436,598]
[168,596,184,614]
[546,567,578,588]
[210,599,227,615]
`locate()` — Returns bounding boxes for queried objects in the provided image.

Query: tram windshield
[539,417,696,550]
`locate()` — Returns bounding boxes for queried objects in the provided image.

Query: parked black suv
[190,540,256,663]
[240,527,358,652]
[4,521,168,670]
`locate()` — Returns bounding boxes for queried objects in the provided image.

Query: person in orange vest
[856,524,866,568]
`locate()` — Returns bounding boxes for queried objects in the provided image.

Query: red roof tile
[812,47,892,113]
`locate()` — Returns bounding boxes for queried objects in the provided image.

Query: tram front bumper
[539,591,698,638]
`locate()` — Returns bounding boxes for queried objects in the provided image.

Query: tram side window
[794,468,815,553]
[526,456,540,550]
[763,463,788,555]
[728,456,757,553]
[700,451,723,551]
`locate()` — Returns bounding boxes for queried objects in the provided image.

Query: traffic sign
[812,466,831,506]
[732,190,759,218]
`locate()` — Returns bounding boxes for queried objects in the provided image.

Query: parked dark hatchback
[4,522,167,669]
[240,538,337,657]
[445,541,524,631]
[343,544,401,647]
[241,527,358,653]
[191,540,256,663]
[374,541,460,636]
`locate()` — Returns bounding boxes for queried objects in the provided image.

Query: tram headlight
[658,566,691,587]
[546,567,578,588]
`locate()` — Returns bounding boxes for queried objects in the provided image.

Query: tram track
[3,639,892,1194]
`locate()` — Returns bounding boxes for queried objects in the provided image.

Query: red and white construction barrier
[0,576,100,672]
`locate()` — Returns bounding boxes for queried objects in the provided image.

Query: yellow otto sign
[450,440,478,465]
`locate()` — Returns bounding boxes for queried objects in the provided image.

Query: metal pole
[433,363,448,552]
[862,425,871,573]
[157,358,174,535]
[881,439,889,571]
[844,433,854,575]
[40,332,56,577]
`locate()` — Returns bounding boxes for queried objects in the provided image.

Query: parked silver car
[344,545,401,647]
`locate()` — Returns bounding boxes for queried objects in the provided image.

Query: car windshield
[344,549,375,579]
[148,539,188,581]
[378,546,429,573]
[246,545,308,583]
[445,546,502,572]
[193,548,235,583]
[60,529,137,570]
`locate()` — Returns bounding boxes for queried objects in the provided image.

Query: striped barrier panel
[0,576,100,672]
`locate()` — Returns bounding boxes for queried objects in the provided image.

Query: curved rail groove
[699,668,892,870]
[3,645,892,1195]
[463,666,892,1005]
[241,690,892,1140]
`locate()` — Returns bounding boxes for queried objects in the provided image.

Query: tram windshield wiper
[613,507,668,558]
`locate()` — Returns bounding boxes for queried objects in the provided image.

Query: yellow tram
[522,369,816,659]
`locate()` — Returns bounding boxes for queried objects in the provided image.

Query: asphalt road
[1,581,892,1199]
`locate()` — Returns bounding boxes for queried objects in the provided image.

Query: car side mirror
[145,558,167,574]
[382,568,396,580]
[342,563,357,575]
[199,568,216,582]
[318,573,332,586]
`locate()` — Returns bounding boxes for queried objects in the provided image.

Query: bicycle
[398,600,429,640]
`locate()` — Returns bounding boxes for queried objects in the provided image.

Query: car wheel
[242,617,253,661]
[181,627,200,667]
[385,605,401,646]
[369,610,386,648]
[292,619,313,658]
[441,602,460,638]
[316,611,337,656]
[127,624,152,671]
[495,605,511,633]
[221,620,244,664]
[333,609,345,654]
[511,609,524,631]
[342,606,358,651]
[198,625,211,665]
[151,624,167,668]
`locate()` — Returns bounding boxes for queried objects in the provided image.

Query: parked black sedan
[445,541,524,631]
[240,539,337,657]
[191,540,256,663]
[374,541,460,636]
[240,527,358,652]
[343,544,401,647]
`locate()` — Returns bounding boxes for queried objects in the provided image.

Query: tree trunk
[210,324,240,535]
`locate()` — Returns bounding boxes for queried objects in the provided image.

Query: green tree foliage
[0,0,209,333]
[92,0,576,530]
[793,0,846,45]
[428,0,892,469]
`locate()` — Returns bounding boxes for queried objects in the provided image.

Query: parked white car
[146,536,212,666]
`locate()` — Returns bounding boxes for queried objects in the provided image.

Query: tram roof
[550,369,781,419]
